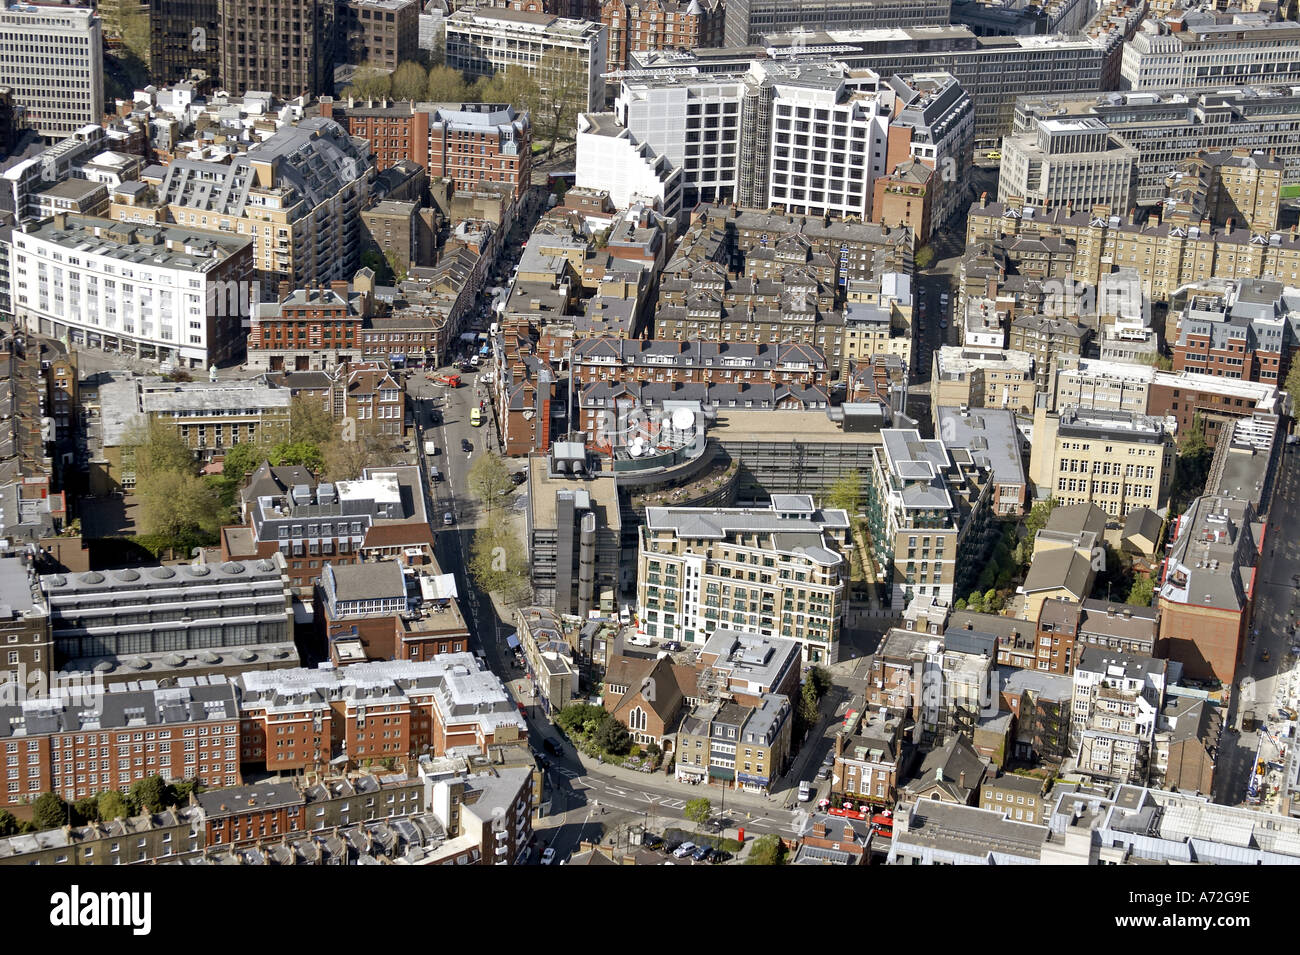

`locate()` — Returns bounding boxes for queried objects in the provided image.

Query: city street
[1216,442,1300,805]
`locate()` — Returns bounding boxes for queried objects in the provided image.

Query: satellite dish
[671,407,694,431]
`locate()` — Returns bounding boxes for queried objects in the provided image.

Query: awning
[708,766,735,781]
[505,632,520,649]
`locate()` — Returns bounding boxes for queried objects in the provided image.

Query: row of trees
[466,453,533,605]
[343,55,589,157]
[0,776,200,835]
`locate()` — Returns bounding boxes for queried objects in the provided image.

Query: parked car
[443,512,454,526]
[673,841,696,859]
[662,640,684,652]
[642,834,664,851]
[540,847,556,865]
[709,850,732,865]
[462,438,473,452]
[692,845,712,862]
[510,471,527,486]
[664,837,683,854]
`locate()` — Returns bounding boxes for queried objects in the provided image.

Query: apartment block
[221,465,438,595]
[965,194,1300,303]
[248,281,372,372]
[0,681,242,806]
[601,0,723,75]
[236,654,528,773]
[935,406,1027,517]
[1171,278,1295,385]
[1030,406,1175,518]
[1071,647,1167,785]
[1163,148,1283,235]
[445,8,607,113]
[1146,370,1279,450]
[1052,358,1154,416]
[865,429,993,611]
[1000,667,1073,763]
[0,2,102,140]
[833,707,905,808]
[9,215,253,370]
[695,628,802,706]
[0,557,51,690]
[575,112,683,217]
[1008,314,1090,394]
[636,496,851,663]
[157,118,373,289]
[428,105,532,200]
[980,774,1049,825]
[142,378,293,465]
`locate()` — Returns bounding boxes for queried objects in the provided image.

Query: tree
[169,778,200,806]
[468,452,513,509]
[322,432,396,482]
[966,591,985,614]
[360,248,394,284]
[826,470,864,515]
[468,524,531,605]
[384,248,410,284]
[220,441,267,485]
[684,797,713,828]
[478,66,540,117]
[98,790,130,822]
[594,717,631,755]
[745,833,787,865]
[270,439,326,474]
[290,394,335,447]
[798,678,820,727]
[426,64,469,102]
[1016,496,1058,566]
[126,418,195,485]
[0,809,17,836]
[345,66,392,101]
[130,775,168,813]
[30,792,68,830]
[73,796,101,825]
[535,49,588,156]
[983,588,1001,613]
[806,666,832,699]
[391,60,428,101]
[1127,573,1155,608]
[137,469,224,556]
[1285,360,1300,407]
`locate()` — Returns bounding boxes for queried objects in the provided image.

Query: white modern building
[0,1,102,140]
[1120,10,1300,92]
[575,112,683,219]
[9,215,254,368]
[999,116,1138,214]
[444,7,608,112]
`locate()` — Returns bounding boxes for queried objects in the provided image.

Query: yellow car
[985,150,1001,161]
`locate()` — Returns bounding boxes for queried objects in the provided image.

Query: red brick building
[1147,371,1279,450]
[601,0,724,75]
[197,781,305,848]
[334,101,431,172]
[428,105,532,200]
[247,281,373,372]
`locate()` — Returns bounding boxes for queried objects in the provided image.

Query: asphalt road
[1216,442,1300,805]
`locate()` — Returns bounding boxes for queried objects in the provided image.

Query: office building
[930,347,1036,414]
[9,215,253,369]
[0,2,102,140]
[217,0,335,100]
[150,0,220,86]
[1171,278,1296,385]
[999,117,1138,215]
[444,7,607,113]
[1030,406,1175,517]
[336,0,419,72]
[1013,86,1300,205]
[1070,647,1167,785]
[722,0,951,47]
[1120,9,1300,94]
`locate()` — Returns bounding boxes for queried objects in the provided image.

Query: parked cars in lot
[662,640,684,652]
[673,841,696,859]
[642,834,664,851]
[692,845,712,862]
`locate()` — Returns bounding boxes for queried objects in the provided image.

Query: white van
[798,781,812,802]
[625,631,653,648]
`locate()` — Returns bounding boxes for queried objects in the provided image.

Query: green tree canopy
[1016,496,1058,566]
[345,66,392,101]
[0,809,18,836]
[127,417,195,484]
[98,790,130,822]
[684,797,713,828]
[826,470,863,515]
[391,60,429,101]
[73,796,101,825]
[30,792,68,830]
[426,64,469,102]
[468,452,513,509]
[130,775,168,813]
[1127,574,1155,608]
[220,441,267,485]
[290,394,335,447]
[594,718,631,755]
[137,469,224,555]
[271,439,326,473]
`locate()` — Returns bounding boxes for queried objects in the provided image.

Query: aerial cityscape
[0,0,1296,887]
